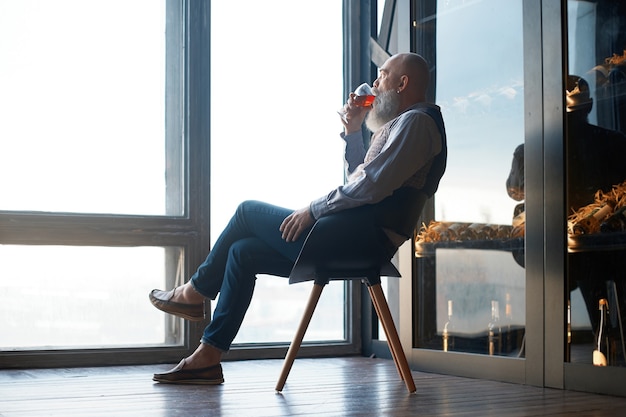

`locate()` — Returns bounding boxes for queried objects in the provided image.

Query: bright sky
[0,0,166,215]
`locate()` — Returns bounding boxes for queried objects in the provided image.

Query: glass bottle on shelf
[593,298,610,366]
[567,299,572,344]
[443,299,455,352]
[504,293,513,353]
[488,300,501,356]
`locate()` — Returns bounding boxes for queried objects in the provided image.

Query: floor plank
[1,357,626,416]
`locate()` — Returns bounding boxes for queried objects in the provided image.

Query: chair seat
[290,260,400,285]
[289,207,399,285]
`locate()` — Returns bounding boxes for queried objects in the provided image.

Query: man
[149,52,447,384]
[564,75,626,211]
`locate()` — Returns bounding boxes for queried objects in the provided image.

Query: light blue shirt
[309,102,443,220]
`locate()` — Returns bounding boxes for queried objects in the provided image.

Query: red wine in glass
[353,83,375,107]
[338,83,374,121]
[353,94,375,107]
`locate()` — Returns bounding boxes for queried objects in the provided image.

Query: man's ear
[398,75,408,92]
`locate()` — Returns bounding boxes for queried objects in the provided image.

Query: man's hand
[279,207,315,242]
[340,93,370,134]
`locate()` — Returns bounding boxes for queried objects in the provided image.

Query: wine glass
[338,82,375,122]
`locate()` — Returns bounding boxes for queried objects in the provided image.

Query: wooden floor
[2,356,626,416]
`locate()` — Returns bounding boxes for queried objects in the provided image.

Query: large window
[1,0,354,366]
[0,0,197,366]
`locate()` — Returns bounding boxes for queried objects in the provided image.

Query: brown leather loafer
[153,359,224,385]
[149,288,205,321]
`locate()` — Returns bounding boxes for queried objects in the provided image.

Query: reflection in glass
[413,0,526,356]
[567,0,626,367]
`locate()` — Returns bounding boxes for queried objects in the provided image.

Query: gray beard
[365,89,401,132]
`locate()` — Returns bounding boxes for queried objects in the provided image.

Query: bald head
[396,53,430,97]
[373,53,430,112]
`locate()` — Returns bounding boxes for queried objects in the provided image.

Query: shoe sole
[153,376,224,385]
[152,307,205,322]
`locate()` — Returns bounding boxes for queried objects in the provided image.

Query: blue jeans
[189,200,310,351]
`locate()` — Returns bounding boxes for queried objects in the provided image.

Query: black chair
[275,209,417,393]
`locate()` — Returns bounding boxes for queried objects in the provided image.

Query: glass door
[564,0,626,395]
[413,0,527,360]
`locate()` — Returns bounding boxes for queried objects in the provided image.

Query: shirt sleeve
[341,131,367,175]
[310,109,442,219]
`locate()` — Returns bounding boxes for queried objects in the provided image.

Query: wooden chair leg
[275,282,325,392]
[368,283,416,393]
[368,285,403,379]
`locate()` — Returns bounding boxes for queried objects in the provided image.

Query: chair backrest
[289,207,401,285]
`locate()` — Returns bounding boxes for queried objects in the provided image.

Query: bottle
[600,206,626,232]
[504,293,513,353]
[488,300,501,356]
[571,203,614,235]
[593,298,610,366]
[443,299,455,352]
[566,300,572,362]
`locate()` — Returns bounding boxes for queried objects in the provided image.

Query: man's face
[372,56,401,96]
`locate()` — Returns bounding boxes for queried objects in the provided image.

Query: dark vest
[372,105,448,241]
